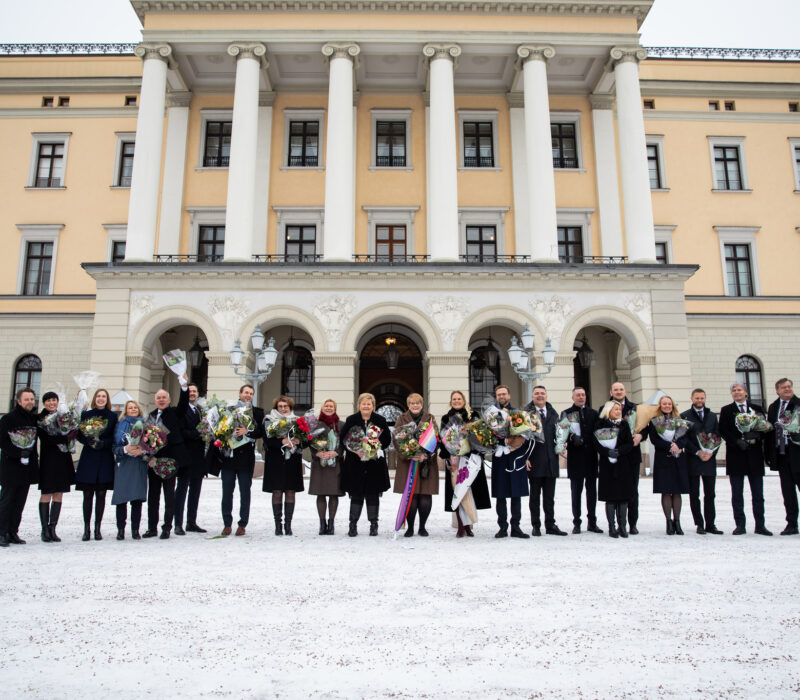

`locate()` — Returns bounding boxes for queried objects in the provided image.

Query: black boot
[117,528,125,540]
[94,525,103,541]
[617,503,629,539]
[284,503,295,536]
[367,501,379,536]
[673,519,684,535]
[82,524,91,542]
[348,500,363,537]
[606,503,618,538]
[39,503,52,542]
[327,518,335,536]
[319,518,327,535]
[272,502,283,536]
[666,518,675,535]
[49,501,62,542]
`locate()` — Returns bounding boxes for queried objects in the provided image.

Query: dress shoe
[0,534,9,547]
[186,523,207,533]
[418,527,429,537]
[510,527,530,539]
[628,525,639,535]
[220,526,232,537]
[464,526,474,537]
[494,529,508,538]
[159,529,170,539]
[369,522,378,536]
[348,522,358,537]
[235,526,246,536]
[673,519,684,536]
[587,524,604,534]
[174,525,186,536]
[456,524,465,538]
[780,525,799,536]
[696,526,707,535]
[131,530,141,540]
[572,524,581,534]
[732,526,746,535]
[116,528,125,541]
[142,529,159,538]
[7,533,25,545]
[754,526,773,536]
[404,528,414,538]
[546,526,568,536]
[706,525,724,535]
[531,526,542,537]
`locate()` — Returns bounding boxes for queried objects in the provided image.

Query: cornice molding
[643,110,800,124]
[0,43,137,55]
[0,77,142,95]
[640,79,800,100]
[0,107,139,119]
[645,47,800,62]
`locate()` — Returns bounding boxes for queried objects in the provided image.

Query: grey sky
[1,0,798,48]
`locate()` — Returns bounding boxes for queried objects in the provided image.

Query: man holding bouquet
[765,378,800,536]
[174,382,208,535]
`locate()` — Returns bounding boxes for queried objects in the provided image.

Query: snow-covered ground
[1,474,798,699]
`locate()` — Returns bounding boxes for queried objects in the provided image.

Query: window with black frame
[724,243,753,296]
[463,121,494,168]
[288,121,319,167]
[203,121,231,167]
[464,226,497,262]
[469,344,500,409]
[375,121,406,167]
[647,144,662,189]
[655,241,669,264]
[198,226,225,262]
[118,141,135,186]
[285,225,316,262]
[111,240,126,263]
[35,142,65,187]
[557,226,583,263]
[22,241,53,295]
[714,146,742,190]
[281,347,313,412]
[13,354,42,408]
[551,123,578,169]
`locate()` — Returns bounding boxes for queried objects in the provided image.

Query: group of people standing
[1,375,798,545]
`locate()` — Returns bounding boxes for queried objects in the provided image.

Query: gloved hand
[607,448,619,459]
[570,434,584,448]
[736,439,749,452]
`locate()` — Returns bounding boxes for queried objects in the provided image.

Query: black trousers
[776,457,800,527]
[0,483,30,536]
[629,469,640,527]
[729,473,765,528]
[569,475,598,526]
[116,501,143,530]
[689,474,717,528]
[147,471,176,531]
[495,497,521,530]
[529,476,556,529]
[174,474,203,527]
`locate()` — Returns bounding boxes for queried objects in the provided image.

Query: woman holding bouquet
[75,388,118,541]
[340,393,391,536]
[308,398,344,535]
[439,390,490,538]
[594,401,635,538]
[647,395,690,535]
[37,391,75,542]
[111,400,148,540]
[393,393,439,537]
[263,395,304,536]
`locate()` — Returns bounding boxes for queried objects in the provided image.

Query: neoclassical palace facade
[1,0,799,421]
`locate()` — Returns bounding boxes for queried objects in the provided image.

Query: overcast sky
[1,0,798,48]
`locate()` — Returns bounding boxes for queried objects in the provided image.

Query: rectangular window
[22,241,53,295]
[111,241,126,263]
[647,144,662,189]
[375,225,407,261]
[117,141,135,187]
[709,101,720,111]
[790,102,799,113]
[557,226,584,263]
[463,122,494,168]
[794,144,800,189]
[724,243,753,297]
[714,146,742,190]
[288,121,319,167]
[124,96,137,107]
[203,121,231,167]
[464,226,497,262]
[375,121,406,167]
[42,96,53,108]
[35,142,65,187]
[58,96,70,107]
[643,99,655,110]
[655,242,668,264]
[197,226,225,262]
[724,101,736,111]
[285,225,316,262]
[552,123,578,169]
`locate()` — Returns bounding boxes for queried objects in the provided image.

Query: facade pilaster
[322,43,360,261]
[125,43,171,261]
[611,46,656,263]
[423,44,461,262]
[589,94,624,258]
[517,45,558,262]
[157,90,192,255]
[426,352,470,418]
[312,352,358,415]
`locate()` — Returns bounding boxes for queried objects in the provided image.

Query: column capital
[610,45,648,67]
[516,45,555,64]
[227,42,268,68]
[589,93,615,110]
[321,42,361,64]
[422,43,461,66]
[165,90,193,108]
[134,42,173,65]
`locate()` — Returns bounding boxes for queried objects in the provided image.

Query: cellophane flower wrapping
[344,424,383,461]
[229,406,255,451]
[72,370,100,413]
[466,419,497,456]
[508,410,535,440]
[482,403,509,439]
[594,427,619,463]
[778,410,800,445]
[126,420,144,446]
[651,416,691,443]
[265,415,296,459]
[79,416,108,448]
[697,432,722,454]
[9,428,37,465]
[311,428,339,467]
[440,419,470,457]
[555,416,571,454]
[151,457,178,479]
[140,417,169,456]
[394,422,423,459]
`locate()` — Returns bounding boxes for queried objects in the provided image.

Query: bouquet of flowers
[482,403,509,439]
[212,408,236,457]
[344,423,383,461]
[140,417,169,456]
[777,410,800,445]
[39,406,80,454]
[79,416,108,448]
[162,349,188,385]
[555,415,572,454]
[697,432,722,454]
[151,457,178,479]
[265,415,296,459]
[229,405,255,451]
[625,410,637,437]
[466,419,497,456]
[440,419,470,457]
[594,427,619,463]
[125,420,145,446]
[735,411,771,444]
[650,416,691,444]
[508,410,535,439]
[310,428,339,467]
[394,422,423,459]
[9,427,37,465]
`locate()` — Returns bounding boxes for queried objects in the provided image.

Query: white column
[125,43,170,262]
[423,43,461,262]
[157,91,191,256]
[252,92,274,257]
[507,93,530,258]
[611,46,656,263]
[321,43,360,261]
[224,42,266,262]
[590,94,624,258]
[517,45,558,262]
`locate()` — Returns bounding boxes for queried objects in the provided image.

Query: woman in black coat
[647,395,690,535]
[439,390,490,538]
[37,391,76,542]
[74,388,118,541]
[263,395,304,536]
[594,400,635,539]
[340,392,391,537]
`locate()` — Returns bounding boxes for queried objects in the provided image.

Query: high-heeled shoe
[666,519,675,536]
[673,519,684,535]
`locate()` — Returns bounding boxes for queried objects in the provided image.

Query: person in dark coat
[492,434,533,538]
[439,390,490,538]
[647,395,690,535]
[561,387,601,534]
[111,400,148,539]
[308,398,344,536]
[142,379,190,539]
[174,383,208,535]
[75,388,118,541]
[37,390,75,542]
[719,381,772,535]
[263,395,302,536]
[0,387,40,546]
[595,401,636,538]
[214,384,264,538]
[681,388,723,535]
[524,386,567,536]
[340,392,392,537]
[764,377,800,536]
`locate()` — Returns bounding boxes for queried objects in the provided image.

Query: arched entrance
[155,324,210,399]
[571,325,626,408]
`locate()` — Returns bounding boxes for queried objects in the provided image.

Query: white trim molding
[186,206,226,256]
[369,108,413,171]
[273,206,325,256]
[281,108,325,171]
[457,109,500,171]
[457,206,509,257]
[111,131,136,188]
[195,108,232,171]
[645,133,668,191]
[654,224,676,263]
[557,207,595,257]
[550,111,584,172]
[26,131,71,189]
[362,206,419,255]
[707,135,751,192]
[15,224,63,295]
[714,225,761,297]
[103,224,127,262]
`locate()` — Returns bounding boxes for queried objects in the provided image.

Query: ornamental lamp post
[507,324,556,400]
[229,329,278,409]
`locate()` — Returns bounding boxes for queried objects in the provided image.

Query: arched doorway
[570,325,626,408]
[155,325,210,399]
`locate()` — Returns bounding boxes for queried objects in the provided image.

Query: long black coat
[263,429,304,492]
[0,404,40,487]
[439,408,490,511]
[594,418,636,502]
[765,395,800,471]
[560,404,598,479]
[597,398,648,466]
[648,419,690,494]
[339,412,391,497]
[147,386,191,469]
[681,406,720,477]
[181,402,208,478]
[75,407,118,488]
[37,409,76,492]
[719,402,766,477]
[524,402,559,478]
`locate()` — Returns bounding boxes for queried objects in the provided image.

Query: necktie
[539,408,546,422]
[738,404,746,413]
[697,409,704,421]
[779,401,787,418]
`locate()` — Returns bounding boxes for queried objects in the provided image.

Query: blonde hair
[406,393,424,406]
[357,393,376,410]
[320,397,338,412]
[123,400,143,418]
[657,395,680,419]
[599,400,623,420]
[449,390,473,417]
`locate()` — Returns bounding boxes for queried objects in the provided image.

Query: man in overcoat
[174,382,208,535]
[561,387,601,534]
[764,377,800,535]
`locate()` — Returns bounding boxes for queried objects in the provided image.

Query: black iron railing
[460,255,530,263]
[352,254,429,263]
[560,256,628,264]
[251,254,324,263]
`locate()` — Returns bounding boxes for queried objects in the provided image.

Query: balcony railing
[153,254,224,263]
[375,155,406,167]
[463,156,495,168]
[460,254,530,263]
[251,254,324,263]
[147,254,630,265]
[202,156,229,167]
[560,256,628,264]
[352,254,429,263]
[288,155,318,167]
[553,156,579,169]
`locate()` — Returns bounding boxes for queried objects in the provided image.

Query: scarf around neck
[318,411,339,428]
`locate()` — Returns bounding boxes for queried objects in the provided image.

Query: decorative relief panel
[129,294,154,328]
[529,295,572,342]
[426,296,470,348]
[313,295,357,345]
[623,294,653,336]
[208,295,250,348]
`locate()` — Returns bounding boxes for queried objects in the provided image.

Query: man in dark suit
[525,385,567,536]
[719,381,772,536]
[143,377,190,540]
[681,388,723,535]
[764,377,800,536]
[173,382,207,535]
[606,382,647,535]
[561,387,601,534]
